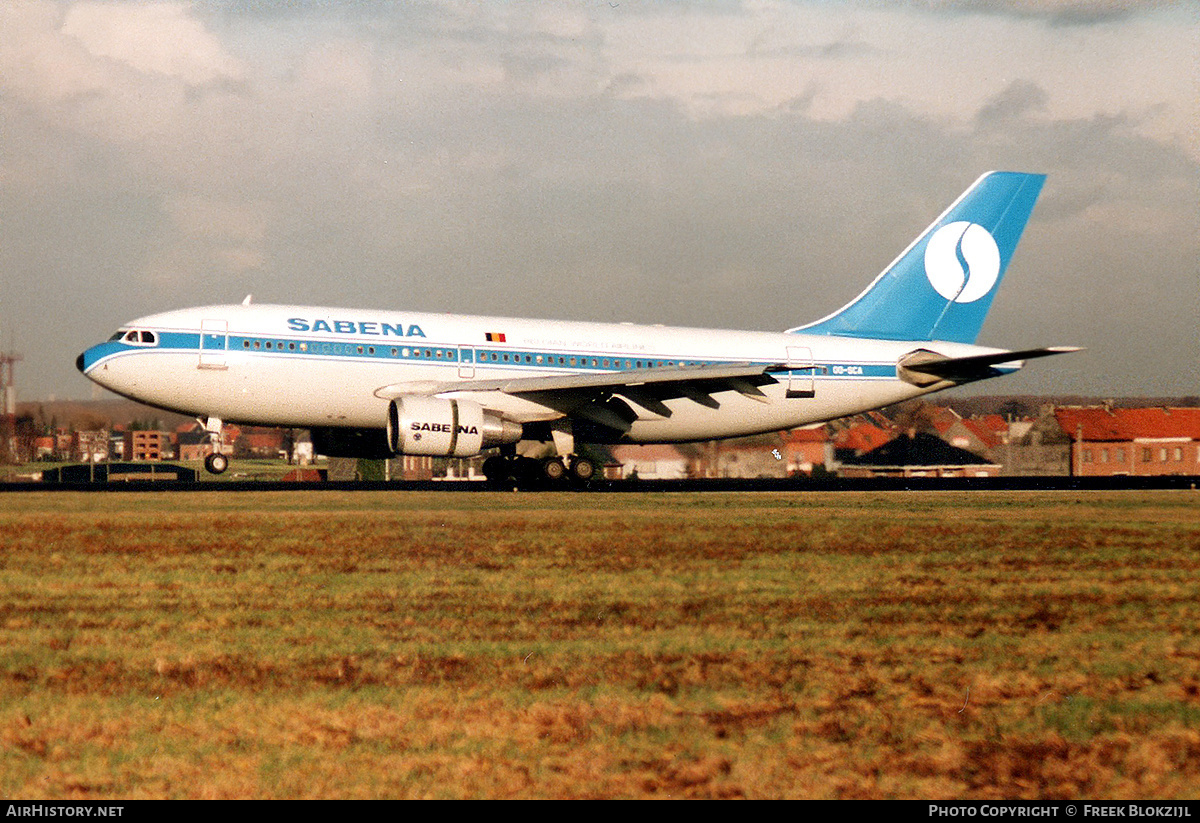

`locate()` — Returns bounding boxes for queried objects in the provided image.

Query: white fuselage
[79,303,1004,443]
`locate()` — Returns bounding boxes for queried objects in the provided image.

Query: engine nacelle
[387,396,522,457]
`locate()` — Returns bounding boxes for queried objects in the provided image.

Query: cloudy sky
[2,0,1197,402]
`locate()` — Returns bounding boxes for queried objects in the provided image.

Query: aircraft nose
[77,346,102,375]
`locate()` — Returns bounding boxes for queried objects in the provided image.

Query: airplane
[77,171,1079,486]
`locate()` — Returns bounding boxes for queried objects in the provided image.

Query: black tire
[481,455,510,480]
[569,457,597,483]
[496,456,541,490]
[541,457,567,482]
[205,452,229,475]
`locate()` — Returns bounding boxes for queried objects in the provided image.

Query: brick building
[779,426,832,475]
[126,430,172,462]
[1054,407,1200,476]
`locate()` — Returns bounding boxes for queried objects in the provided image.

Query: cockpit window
[117,329,159,346]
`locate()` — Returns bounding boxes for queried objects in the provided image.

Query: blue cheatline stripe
[84,330,898,381]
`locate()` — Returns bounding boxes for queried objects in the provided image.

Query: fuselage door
[458,346,475,379]
[785,346,815,398]
[199,319,229,370]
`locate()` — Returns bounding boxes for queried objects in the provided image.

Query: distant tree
[891,400,940,435]
[15,415,37,463]
[999,399,1033,420]
[2,413,38,464]
[75,412,109,432]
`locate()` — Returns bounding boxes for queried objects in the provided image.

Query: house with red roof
[833,421,894,458]
[779,426,832,475]
[938,415,1007,459]
[1053,407,1200,476]
[703,427,833,478]
[837,431,1001,478]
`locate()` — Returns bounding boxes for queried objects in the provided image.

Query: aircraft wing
[376,362,791,433]
[898,346,1083,386]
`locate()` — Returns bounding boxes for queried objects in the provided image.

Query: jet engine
[387,396,522,457]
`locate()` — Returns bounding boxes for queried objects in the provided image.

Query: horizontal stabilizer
[899,346,1083,386]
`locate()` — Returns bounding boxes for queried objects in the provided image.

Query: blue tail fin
[790,171,1046,344]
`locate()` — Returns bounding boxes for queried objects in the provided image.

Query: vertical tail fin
[790,171,1046,344]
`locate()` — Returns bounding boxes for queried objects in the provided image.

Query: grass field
[2,489,1198,799]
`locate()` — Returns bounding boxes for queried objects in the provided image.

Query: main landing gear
[481,453,599,489]
[481,420,600,489]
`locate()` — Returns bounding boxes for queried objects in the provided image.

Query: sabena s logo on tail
[923,221,1001,304]
[791,171,1046,344]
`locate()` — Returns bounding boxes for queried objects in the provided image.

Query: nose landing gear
[204,451,229,475]
[201,416,229,475]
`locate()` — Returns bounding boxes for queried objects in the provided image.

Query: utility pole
[1074,423,1083,477]
[0,349,23,464]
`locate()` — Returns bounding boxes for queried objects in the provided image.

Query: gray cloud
[902,0,1160,26]
[975,80,1050,128]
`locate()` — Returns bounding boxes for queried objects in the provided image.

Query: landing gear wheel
[511,457,544,489]
[482,455,518,489]
[204,452,229,475]
[541,457,567,482]
[482,456,510,481]
[569,457,597,484]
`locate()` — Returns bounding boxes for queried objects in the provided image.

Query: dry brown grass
[1,489,1198,798]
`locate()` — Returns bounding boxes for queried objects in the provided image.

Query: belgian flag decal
[485,332,506,342]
